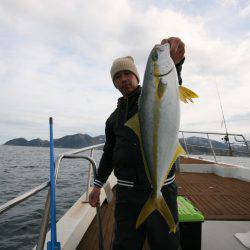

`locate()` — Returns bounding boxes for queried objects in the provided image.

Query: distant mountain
[179,136,249,156]
[4,134,105,149]
[4,134,249,156]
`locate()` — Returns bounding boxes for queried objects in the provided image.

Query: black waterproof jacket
[94,59,184,189]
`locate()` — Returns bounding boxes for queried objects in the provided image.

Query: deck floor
[177,172,250,220]
[77,173,250,249]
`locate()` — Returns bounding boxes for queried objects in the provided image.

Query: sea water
[0,145,102,250]
[0,145,250,249]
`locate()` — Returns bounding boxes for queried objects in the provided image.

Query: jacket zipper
[125,98,129,123]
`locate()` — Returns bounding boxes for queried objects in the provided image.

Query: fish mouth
[154,44,166,51]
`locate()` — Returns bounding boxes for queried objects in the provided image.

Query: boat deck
[77,172,250,249]
[177,172,250,220]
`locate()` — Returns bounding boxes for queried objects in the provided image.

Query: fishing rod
[215,82,233,156]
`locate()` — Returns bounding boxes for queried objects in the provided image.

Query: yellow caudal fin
[125,113,152,184]
[136,193,155,229]
[136,192,177,233]
[179,85,198,103]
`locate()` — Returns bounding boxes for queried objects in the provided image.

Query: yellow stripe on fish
[152,61,161,189]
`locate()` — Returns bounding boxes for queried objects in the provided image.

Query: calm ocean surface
[0,145,250,249]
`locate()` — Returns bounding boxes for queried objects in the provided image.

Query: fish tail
[136,193,177,233]
[179,85,198,103]
[155,193,177,233]
[136,193,155,229]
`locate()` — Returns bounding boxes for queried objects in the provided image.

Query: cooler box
[178,196,204,250]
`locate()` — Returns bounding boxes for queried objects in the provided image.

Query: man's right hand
[89,186,101,207]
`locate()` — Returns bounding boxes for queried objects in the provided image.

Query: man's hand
[89,186,101,207]
[161,37,185,64]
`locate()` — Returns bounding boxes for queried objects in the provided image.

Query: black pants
[113,183,181,250]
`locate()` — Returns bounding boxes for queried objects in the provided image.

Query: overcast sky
[0,0,250,144]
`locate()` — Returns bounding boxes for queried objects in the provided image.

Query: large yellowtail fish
[125,43,198,233]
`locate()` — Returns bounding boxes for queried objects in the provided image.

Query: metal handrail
[180,130,244,136]
[36,143,104,250]
[185,143,248,152]
[85,149,94,201]
[62,154,104,250]
[179,130,250,162]
[0,181,50,215]
[207,133,216,162]
[36,188,50,250]
[55,143,104,181]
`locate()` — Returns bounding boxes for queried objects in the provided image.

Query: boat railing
[0,143,104,250]
[179,130,250,162]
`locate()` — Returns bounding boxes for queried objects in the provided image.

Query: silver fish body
[125,43,184,233]
[138,43,180,196]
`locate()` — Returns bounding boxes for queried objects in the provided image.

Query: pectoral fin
[124,113,140,138]
[125,114,152,184]
[179,85,198,103]
[157,78,167,99]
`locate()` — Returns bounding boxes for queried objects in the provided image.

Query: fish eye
[152,50,158,61]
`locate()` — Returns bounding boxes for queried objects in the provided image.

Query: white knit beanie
[110,56,140,82]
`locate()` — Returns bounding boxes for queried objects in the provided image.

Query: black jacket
[94,59,184,189]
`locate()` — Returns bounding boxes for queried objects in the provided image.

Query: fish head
[147,44,176,100]
[151,43,175,77]
[140,43,177,106]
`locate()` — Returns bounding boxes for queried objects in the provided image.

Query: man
[89,37,185,250]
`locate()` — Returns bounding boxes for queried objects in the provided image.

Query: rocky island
[4,133,105,149]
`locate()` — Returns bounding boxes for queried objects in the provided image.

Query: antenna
[215,81,233,156]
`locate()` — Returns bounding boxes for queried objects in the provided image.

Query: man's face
[113,70,139,96]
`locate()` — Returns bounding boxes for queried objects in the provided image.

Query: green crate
[177,196,204,222]
[177,196,204,250]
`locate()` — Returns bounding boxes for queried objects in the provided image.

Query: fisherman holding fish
[89,37,197,250]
